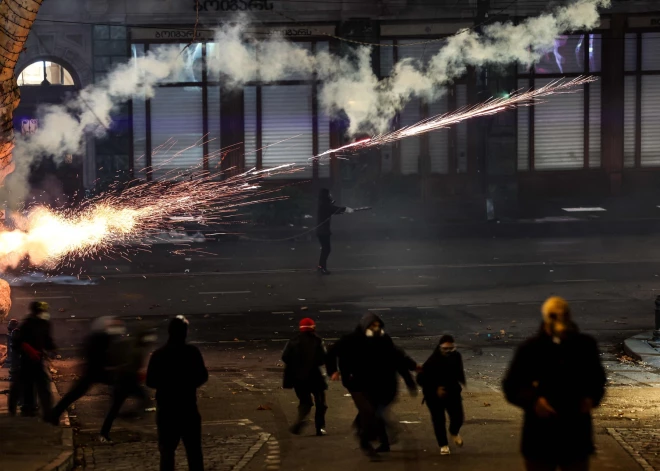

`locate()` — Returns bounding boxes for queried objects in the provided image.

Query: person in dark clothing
[326,313,418,458]
[417,334,466,455]
[100,328,157,441]
[282,318,328,436]
[7,318,23,415]
[49,316,126,425]
[12,302,56,419]
[147,315,208,471]
[502,297,606,471]
[316,188,353,275]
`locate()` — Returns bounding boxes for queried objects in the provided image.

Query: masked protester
[147,316,208,471]
[11,302,56,419]
[502,297,606,471]
[282,318,328,436]
[49,316,126,425]
[326,313,418,459]
[100,327,157,442]
[316,188,354,275]
[417,334,466,456]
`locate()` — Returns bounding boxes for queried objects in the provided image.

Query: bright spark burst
[0,164,299,270]
[312,76,596,159]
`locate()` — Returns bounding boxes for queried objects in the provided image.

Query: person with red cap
[282,317,328,436]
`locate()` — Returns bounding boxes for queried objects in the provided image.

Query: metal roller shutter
[429,95,449,174]
[517,79,530,171]
[624,76,636,168]
[588,81,601,168]
[533,78,584,170]
[397,40,444,68]
[261,85,313,178]
[132,94,147,177]
[150,86,204,179]
[456,84,468,173]
[317,109,331,178]
[625,34,637,72]
[380,40,394,77]
[399,98,422,175]
[244,86,257,170]
[642,33,660,71]
[207,85,221,172]
[641,75,660,167]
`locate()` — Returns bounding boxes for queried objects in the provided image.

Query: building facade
[13,0,660,204]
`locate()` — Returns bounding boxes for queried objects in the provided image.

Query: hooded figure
[326,313,417,458]
[282,318,328,436]
[502,297,606,471]
[417,334,466,455]
[147,316,208,471]
[10,302,55,418]
[49,316,126,425]
[100,328,157,441]
[315,188,353,275]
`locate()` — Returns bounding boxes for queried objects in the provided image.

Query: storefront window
[623,32,660,168]
[517,34,601,171]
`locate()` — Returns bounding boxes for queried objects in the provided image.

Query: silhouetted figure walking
[316,188,353,275]
[11,302,55,419]
[147,315,208,471]
[282,318,328,436]
[503,297,606,471]
[417,334,466,456]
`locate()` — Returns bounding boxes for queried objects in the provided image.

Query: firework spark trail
[0,163,300,270]
[312,76,596,159]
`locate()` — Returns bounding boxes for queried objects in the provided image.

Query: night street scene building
[4,0,660,470]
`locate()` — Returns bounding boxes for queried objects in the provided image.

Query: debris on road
[257,404,272,411]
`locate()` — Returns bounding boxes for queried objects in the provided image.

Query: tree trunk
[0,0,44,184]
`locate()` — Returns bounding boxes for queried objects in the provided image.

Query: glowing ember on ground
[312,77,595,159]
[0,164,299,270]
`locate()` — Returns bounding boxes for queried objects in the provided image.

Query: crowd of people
[4,296,606,471]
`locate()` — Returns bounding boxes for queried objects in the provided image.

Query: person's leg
[318,235,331,269]
[20,364,36,416]
[8,370,22,416]
[157,414,181,471]
[291,386,313,433]
[351,392,377,452]
[181,412,204,471]
[35,366,53,420]
[426,401,449,447]
[374,399,390,451]
[50,375,93,422]
[446,394,465,441]
[100,384,129,438]
[313,390,327,432]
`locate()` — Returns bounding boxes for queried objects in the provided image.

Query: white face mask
[366,328,383,337]
[37,312,50,321]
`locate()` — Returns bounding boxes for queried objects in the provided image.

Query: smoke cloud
[7,0,608,202]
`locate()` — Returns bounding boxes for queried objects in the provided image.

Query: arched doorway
[13,58,83,207]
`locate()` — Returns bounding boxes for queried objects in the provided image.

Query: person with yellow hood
[502,297,606,471]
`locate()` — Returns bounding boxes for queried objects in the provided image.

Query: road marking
[15,296,72,300]
[368,307,391,311]
[376,285,428,289]
[562,207,606,212]
[553,279,603,283]
[319,309,342,313]
[199,291,251,295]
[272,311,294,314]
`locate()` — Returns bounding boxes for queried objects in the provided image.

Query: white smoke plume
[6,0,609,202]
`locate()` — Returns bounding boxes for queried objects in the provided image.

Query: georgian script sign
[131,25,336,41]
[193,0,273,11]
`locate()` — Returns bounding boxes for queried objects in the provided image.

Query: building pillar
[601,14,625,196]
[220,87,244,177]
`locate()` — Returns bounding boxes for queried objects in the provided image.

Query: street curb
[38,382,74,471]
[607,428,654,471]
[623,333,660,369]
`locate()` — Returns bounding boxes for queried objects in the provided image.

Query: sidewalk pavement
[0,378,74,471]
[624,331,660,369]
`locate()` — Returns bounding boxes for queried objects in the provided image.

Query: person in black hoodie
[502,297,606,471]
[326,312,418,458]
[12,301,56,419]
[49,316,125,425]
[417,334,466,456]
[316,188,353,275]
[282,317,328,436]
[147,315,208,471]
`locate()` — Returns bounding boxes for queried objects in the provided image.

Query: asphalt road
[4,235,658,349]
